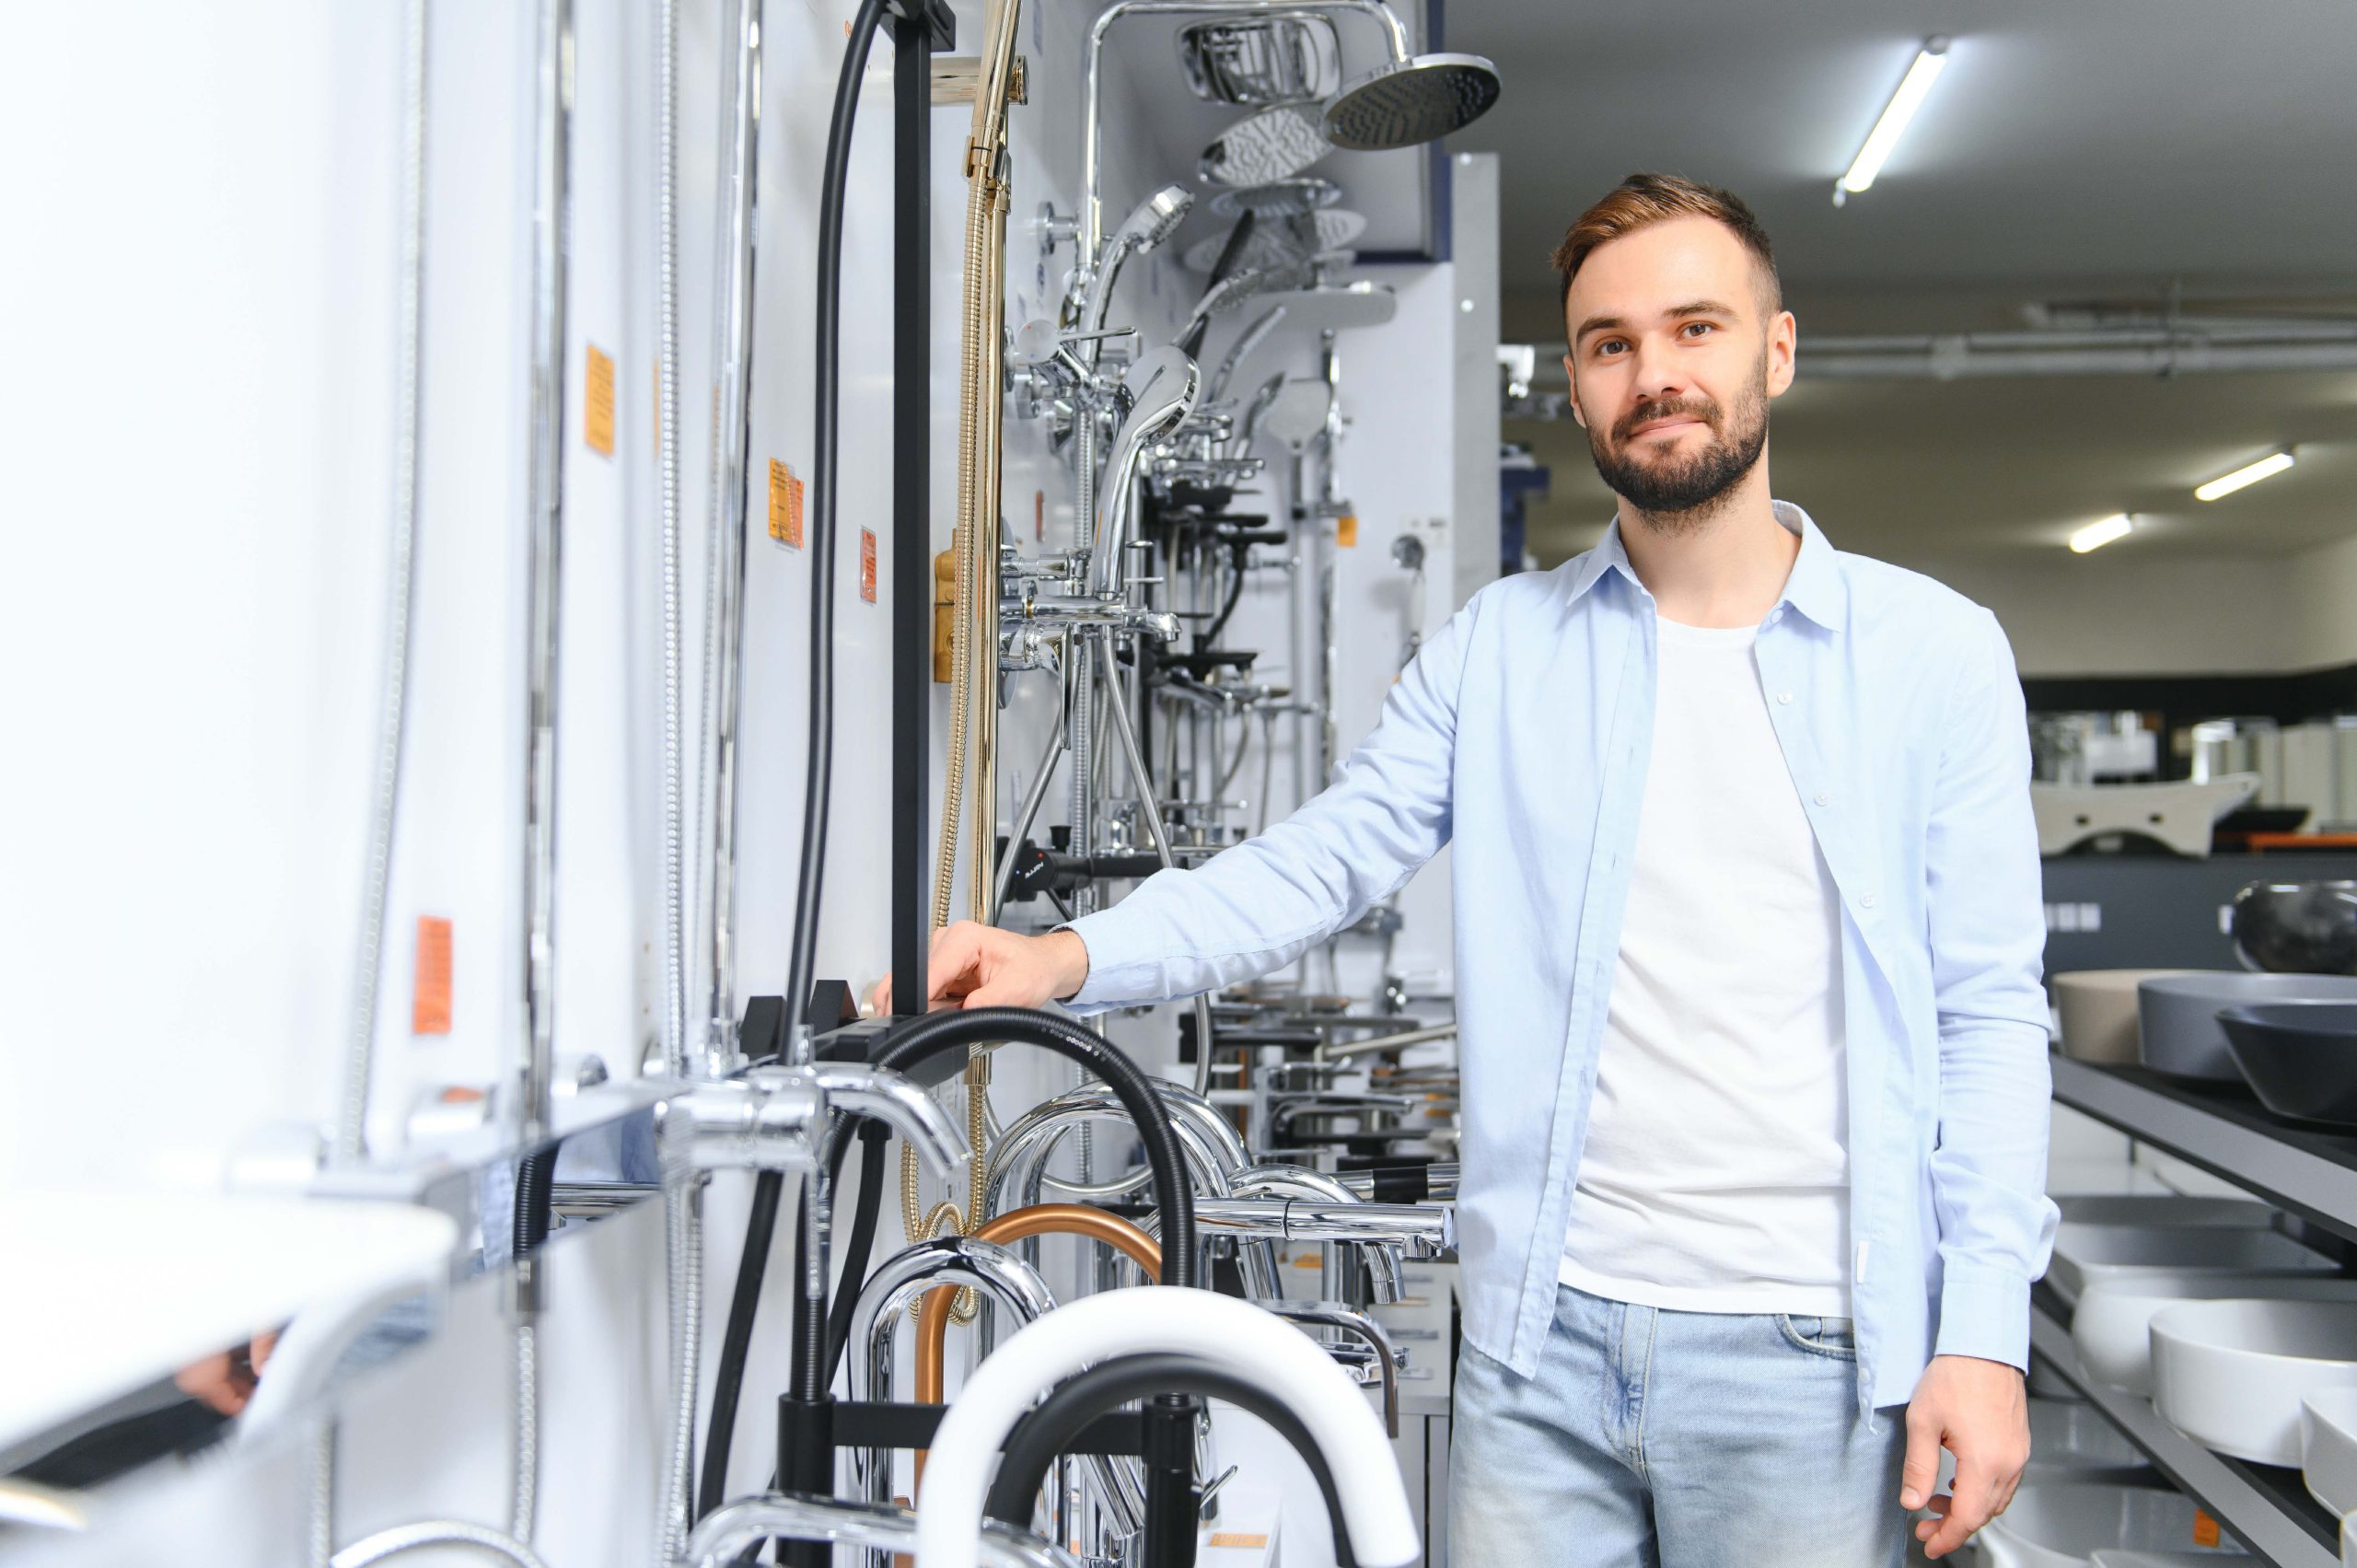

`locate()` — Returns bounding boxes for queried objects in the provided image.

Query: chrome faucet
[842,1236,1143,1564]
[1231,1163,1404,1306]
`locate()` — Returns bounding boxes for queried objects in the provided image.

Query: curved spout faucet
[843,1236,1143,1559]
[915,1287,1417,1568]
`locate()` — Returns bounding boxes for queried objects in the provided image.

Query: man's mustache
[1613,399,1720,445]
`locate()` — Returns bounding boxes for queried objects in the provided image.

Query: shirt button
[1777,691,1794,704]
[1814,792,1829,807]
[1861,893,1878,909]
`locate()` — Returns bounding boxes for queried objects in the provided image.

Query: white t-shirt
[1557,613,1852,1316]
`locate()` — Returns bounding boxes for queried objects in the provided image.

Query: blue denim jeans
[1448,1283,1909,1567]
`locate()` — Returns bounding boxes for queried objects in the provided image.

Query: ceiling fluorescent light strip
[2194,449,2296,502]
[2069,514,2135,554]
[1835,37,1950,204]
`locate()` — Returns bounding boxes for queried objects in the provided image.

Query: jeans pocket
[1777,1313,1860,1360]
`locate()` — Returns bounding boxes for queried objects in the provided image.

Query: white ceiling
[1440,0,2357,566]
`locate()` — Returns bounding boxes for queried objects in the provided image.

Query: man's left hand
[1901,1353,2029,1558]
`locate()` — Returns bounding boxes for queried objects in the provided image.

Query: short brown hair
[1550,172,1781,329]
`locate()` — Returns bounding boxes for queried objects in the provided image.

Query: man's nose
[1630,338,1688,404]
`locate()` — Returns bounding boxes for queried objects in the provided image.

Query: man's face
[1561,215,1796,526]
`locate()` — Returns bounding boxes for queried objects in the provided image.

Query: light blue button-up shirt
[1067,502,2059,1410]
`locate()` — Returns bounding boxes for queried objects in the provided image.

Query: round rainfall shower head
[1255,279,1398,333]
[1209,178,1343,220]
[1324,52,1502,151]
[1180,211,1365,274]
[1200,103,1332,189]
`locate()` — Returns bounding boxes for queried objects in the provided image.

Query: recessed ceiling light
[2069,514,2135,554]
[2194,449,2296,502]
[1834,38,1950,206]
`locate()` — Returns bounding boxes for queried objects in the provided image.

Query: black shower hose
[981,1353,1358,1568]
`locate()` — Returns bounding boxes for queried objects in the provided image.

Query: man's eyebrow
[1572,298,1739,345]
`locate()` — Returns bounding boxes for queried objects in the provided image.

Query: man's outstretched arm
[879,593,1480,1014]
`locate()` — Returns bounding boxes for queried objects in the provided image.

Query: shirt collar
[1564,499,1848,632]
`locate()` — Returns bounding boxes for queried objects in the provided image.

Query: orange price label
[768,459,804,549]
[412,916,453,1035]
[584,343,616,456]
[859,528,878,603]
[1205,1536,1269,1550]
[2191,1509,2220,1548]
[1336,513,1359,547]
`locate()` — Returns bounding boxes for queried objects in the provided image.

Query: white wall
[1905,552,2304,677]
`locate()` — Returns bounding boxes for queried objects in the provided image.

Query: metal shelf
[2049,1052,2357,1246]
[2028,1297,2340,1567]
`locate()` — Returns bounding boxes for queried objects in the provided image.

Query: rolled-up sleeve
[1924,608,2061,1370]
[1062,593,1476,1014]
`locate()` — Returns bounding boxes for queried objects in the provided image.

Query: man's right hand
[871,921,1090,1015]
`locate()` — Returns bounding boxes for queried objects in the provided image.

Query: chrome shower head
[1200,102,1332,189]
[1082,184,1196,335]
[1181,210,1365,273]
[1209,177,1343,221]
[1324,52,1501,150]
[1091,348,1202,595]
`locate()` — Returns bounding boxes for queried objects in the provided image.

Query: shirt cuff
[1932,1259,2033,1372]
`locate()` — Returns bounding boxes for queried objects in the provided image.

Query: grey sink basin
[2136,970,2357,1081]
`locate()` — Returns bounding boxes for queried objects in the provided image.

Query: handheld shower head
[1325,52,1502,149]
[1091,348,1201,595]
[1080,184,1196,335]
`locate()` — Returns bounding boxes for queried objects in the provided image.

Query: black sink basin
[2219,1002,2357,1126]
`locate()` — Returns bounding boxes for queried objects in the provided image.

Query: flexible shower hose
[901,0,1026,1325]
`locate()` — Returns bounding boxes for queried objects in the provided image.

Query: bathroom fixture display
[1177,14,1341,105]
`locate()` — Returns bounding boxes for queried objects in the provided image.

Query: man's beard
[1585,360,1770,531]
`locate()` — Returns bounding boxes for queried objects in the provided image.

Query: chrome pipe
[993,716,1067,922]
[1233,1164,1402,1304]
[517,0,573,1150]
[1188,1196,1453,1253]
[696,0,761,1073]
[1332,1162,1458,1202]
[1264,1300,1401,1438]
[687,1495,1084,1568]
[1315,1021,1457,1060]
[334,0,431,1168]
[331,1521,552,1568]
[1097,633,1224,1099]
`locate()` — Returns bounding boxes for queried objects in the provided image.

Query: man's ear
[1561,353,1585,428]
[1765,310,1798,400]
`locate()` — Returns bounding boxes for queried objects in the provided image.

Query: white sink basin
[2047,1221,2332,1307]
[2090,1554,2252,1567]
[2073,1274,2357,1396]
[1977,1481,2245,1567]
[2152,1298,2357,1466]
[2302,1388,2357,1516]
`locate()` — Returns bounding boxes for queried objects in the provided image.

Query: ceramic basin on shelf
[2218,1002,2357,1126]
[2300,1388,2357,1517]
[2072,1273,2357,1396]
[2046,1221,2332,1307]
[1975,1480,2245,1568]
[2059,970,2194,1065]
[2137,972,2357,1081]
[2151,1298,2357,1466]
